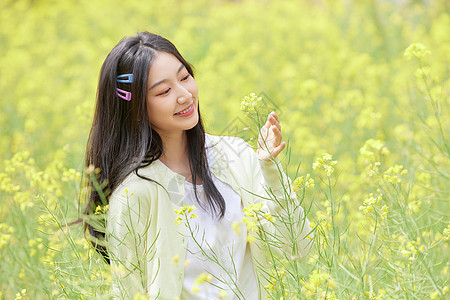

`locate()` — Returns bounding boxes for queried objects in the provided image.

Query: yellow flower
[293,174,314,192]
[380,205,388,218]
[430,291,439,299]
[133,292,149,300]
[174,216,183,225]
[359,139,389,161]
[240,92,262,113]
[232,221,242,236]
[14,289,26,300]
[265,283,275,292]
[243,217,257,232]
[359,192,383,217]
[313,153,337,176]
[174,205,197,225]
[194,272,213,284]
[243,203,264,218]
[94,204,109,215]
[247,234,256,243]
[263,213,276,222]
[172,255,179,263]
[404,43,431,60]
[219,290,228,298]
[383,164,407,184]
[443,286,449,295]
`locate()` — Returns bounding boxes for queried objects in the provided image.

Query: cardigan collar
[135,134,241,206]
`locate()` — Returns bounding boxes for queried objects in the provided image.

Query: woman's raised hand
[257,111,286,161]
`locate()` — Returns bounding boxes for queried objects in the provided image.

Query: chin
[187,115,200,130]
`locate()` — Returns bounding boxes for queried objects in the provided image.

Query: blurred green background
[1,0,448,168]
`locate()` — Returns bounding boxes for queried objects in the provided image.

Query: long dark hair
[83,32,225,263]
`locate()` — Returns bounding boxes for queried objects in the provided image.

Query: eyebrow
[149,64,185,90]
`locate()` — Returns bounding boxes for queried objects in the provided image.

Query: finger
[270,141,286,158]
[270,125,283,146]
[270,111,280,123]
[268,112,281,131]
[259,127,277,150]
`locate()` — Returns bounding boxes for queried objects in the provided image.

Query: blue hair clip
[116,74,133,83]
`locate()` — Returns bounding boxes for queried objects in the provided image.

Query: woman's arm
[251,112,314,258]
[107,181,155,299]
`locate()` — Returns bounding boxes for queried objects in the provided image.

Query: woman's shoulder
[205,133,258,171]
[206,133,253,155]
[109,163,161,203]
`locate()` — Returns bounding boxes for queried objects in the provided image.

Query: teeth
[177,105,192,115]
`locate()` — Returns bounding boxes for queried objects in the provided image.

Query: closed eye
[157,88,170,96]
[181,74,190,81]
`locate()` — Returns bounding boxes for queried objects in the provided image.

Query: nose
[177,85,192,104]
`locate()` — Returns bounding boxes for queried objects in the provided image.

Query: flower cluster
[265,269,286,294]
[240,92,262,114]
[191,272,213,293]
[94,204,109,215]
[301,269,337,299]
[399,237,426,262]
[14,289,26,300]
[359,139,390,162]
[367,161,381,177]
[133,292,149,300]
[312,153,338,176]
[404,43,431,60]
[292,174,315,192]
[359,191,386,218]
[174,205,198,225]
[242,203,266,242]
[0,223,14,250]
[383,164,408,184]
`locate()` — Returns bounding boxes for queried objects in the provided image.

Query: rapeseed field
[0,0,448,299]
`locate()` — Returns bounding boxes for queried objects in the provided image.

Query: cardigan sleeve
[106,178,156,299]
[246,142,314,259]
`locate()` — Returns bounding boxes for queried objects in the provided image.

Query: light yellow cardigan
[107,134,313,299]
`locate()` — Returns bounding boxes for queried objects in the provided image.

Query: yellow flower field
[0,0,448,299]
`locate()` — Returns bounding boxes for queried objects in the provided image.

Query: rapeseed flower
[292,174,315,192]
[232,221,242,236]
[94,204,109,215]
[0,223,14,249]
[404,43,431,60]
[14,289,26,300]
[383,164,408,184]
[191,272,212,293]
[240,92,262,114]
[174,205,198,225]
[133,292,149,300]
[313,153,337,176]
[359,139,390,162]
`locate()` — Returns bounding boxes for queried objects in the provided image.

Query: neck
[158,131,200,183]
[158,131,188,166]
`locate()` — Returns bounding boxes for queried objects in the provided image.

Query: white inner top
[178,152,258,299]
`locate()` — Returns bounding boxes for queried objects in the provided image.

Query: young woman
[84,31,313,300]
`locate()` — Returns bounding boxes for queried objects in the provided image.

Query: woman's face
[146,52,199,138]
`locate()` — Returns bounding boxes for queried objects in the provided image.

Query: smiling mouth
[174,104,194,116]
